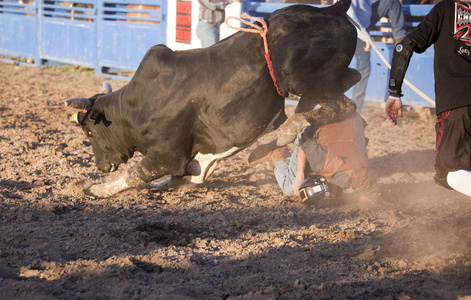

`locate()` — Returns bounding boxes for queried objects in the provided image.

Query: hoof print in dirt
[51,204,70,215]
[129,257,163,273]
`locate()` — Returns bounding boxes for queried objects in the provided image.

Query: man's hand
[292,175,305,197]
[364,39,372,52]
[385,97,403,125]
[292,146,307,196]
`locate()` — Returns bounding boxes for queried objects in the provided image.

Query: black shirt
[392,0,471,114]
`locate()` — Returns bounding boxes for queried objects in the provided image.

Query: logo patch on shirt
[455,1,471,45]
[458,46,471,56]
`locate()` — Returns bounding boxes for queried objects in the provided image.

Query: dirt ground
[1,61,471,300]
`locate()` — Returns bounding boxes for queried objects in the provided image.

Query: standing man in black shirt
[386,0,471,197]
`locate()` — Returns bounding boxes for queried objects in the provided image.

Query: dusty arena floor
[1,62,471,299]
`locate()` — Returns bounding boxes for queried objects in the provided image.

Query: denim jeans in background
[370,0,407,42]
[353,0,407,110]
[196,21,220,48]
[352,39,371,112]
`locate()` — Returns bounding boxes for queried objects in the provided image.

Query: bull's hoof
[142,176,197,193]
[86,184,114,198]
[146,176,180,189]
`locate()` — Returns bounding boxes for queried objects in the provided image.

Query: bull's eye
[86,130,93,137]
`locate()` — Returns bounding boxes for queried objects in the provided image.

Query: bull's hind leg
[141,147,244,191]
[186,147,241,183]
[276,95,357,146]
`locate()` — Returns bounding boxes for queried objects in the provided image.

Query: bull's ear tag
[71,112,79,123]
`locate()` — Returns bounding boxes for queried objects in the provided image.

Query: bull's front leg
[88,175,134,198]
[276,95,357,146]
[87,157,166,198]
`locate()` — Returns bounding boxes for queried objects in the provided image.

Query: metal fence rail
[97,0,166,74]
[0,0,166,75]
[0,1,38,64]
[39,1,97,68]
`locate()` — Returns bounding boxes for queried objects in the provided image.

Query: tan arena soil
[1,62,471,299]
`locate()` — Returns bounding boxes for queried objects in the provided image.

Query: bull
[65,1,360,197]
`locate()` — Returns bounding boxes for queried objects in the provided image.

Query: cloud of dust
[367,145,471,263]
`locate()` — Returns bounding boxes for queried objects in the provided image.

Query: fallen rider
[249,112,377,207]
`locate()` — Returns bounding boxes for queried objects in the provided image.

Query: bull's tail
[332,0,351,14]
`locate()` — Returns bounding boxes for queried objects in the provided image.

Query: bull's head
[65,82,130,173]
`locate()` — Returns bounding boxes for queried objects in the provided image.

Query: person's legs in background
[352,39,371,112]
[369,0,407,104]
[370,0,407,43]
[196,21,219,48]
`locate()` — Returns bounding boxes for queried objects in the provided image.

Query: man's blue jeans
[370,0,407,42]
[353,0,407,110]
[196,21,219,48]
[274,131,304,196]
[352,39,371,112]
[274,129,350,196]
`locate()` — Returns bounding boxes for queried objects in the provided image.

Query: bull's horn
[64,97,92,109]
[99,81,112,94]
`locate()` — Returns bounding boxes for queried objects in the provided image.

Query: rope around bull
[225,14,287,97]
[227,13,435,106]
